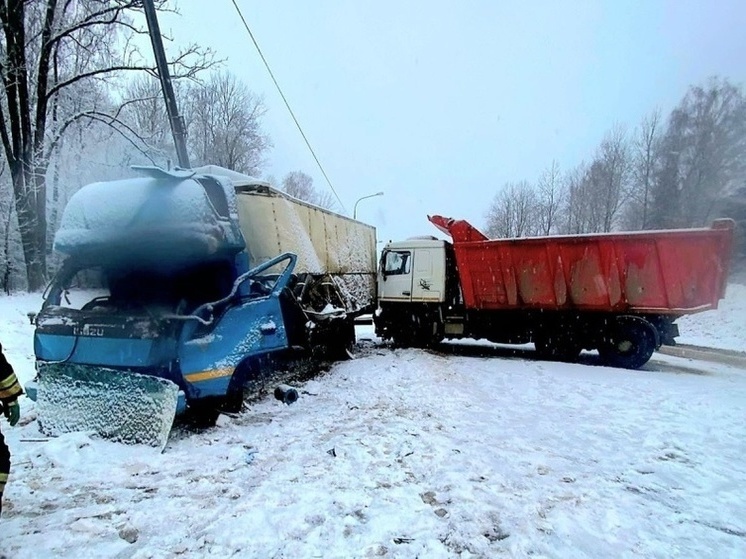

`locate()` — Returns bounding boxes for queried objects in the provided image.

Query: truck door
[177,253,296,401]
[379,249,414,302]
[411,247,445,302]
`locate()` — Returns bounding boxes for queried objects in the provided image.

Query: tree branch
[46,64,153,99]
[47,2,133,48]
[33,0,59,155]
[48,108,158,165]
[0,101,15,166]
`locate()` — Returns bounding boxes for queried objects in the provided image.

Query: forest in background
[484,78,746,268]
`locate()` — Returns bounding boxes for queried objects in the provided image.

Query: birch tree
[282,170,335,209]
[624,109,661,229]
[561,163,595,234]
[182,72,270,175]
[590,125,631,232]
[536,160,563,235]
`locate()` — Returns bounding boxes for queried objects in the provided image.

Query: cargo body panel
[430,216,734,314]
[203,166,377,315]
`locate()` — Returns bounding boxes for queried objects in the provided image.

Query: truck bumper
[25,379,187,415]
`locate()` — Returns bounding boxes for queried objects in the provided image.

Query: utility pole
[143,0,191,168]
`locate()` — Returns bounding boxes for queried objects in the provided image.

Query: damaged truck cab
[28,166,377,445]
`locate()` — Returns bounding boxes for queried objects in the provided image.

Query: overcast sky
[160,1,745,244]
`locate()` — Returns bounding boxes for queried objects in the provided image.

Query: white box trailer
[195,165,377,314]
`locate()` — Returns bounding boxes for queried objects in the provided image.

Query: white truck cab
[378,237,448,304]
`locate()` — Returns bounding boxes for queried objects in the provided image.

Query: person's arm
[0,345,22,426]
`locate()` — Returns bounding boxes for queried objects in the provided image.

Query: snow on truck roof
[193,164,372,226]
[191,164,270,188]
[53,167,245,262]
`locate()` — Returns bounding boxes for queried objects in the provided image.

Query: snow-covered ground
[677,283,746,352]
[0,286,744,558]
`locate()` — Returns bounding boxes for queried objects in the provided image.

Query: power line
[230,0,346,212]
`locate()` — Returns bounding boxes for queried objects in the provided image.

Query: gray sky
[161,1,745,244]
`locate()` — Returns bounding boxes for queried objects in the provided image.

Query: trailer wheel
[534,331,582,362]
[598,317,657,369]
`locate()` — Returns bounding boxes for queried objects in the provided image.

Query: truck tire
[411,314,443,348]
[534,331,582,362]
[391,312,440,348]
[598,316,657,369]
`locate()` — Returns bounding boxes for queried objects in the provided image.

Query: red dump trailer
[376,216,735,369]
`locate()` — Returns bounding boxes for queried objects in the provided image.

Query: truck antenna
[143,0,191,169]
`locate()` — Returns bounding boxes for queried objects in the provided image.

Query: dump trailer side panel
[430,216,734,314]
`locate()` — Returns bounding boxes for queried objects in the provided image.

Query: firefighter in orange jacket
[0,343,22,518]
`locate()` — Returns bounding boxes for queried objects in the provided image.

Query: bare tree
[623,109,662,229]
[561,162,594,234]
[485,180,539,238]
[281,171,335,209]
[183,71,270,175]
[121,74,174,165]
[591,125,631,232]
[651,77,746,228]
[536,160,563,235]
[0,0,213,290]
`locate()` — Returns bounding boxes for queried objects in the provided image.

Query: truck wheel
[391,330,411,348]
[391,314,428,348]
[598,317,657,369]
[411,312,443,348]
[534,331,581,362]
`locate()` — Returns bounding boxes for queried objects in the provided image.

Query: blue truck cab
[28,167,311,416]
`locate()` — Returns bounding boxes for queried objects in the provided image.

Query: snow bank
[677,282,746,352]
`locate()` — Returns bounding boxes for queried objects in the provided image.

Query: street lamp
[353,191,384,220]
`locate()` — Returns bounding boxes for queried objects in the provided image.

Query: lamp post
[353,191,384,220]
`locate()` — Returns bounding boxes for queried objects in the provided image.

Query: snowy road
[2,328,745,558]
[657,344,746,370]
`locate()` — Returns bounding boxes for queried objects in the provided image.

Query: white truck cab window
[383,250,411,275]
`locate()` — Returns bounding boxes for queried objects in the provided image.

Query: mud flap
[36,363,179,451]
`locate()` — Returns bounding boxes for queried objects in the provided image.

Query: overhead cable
[230,0,346,211]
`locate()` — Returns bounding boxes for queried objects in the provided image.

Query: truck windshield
[45,259,236,314]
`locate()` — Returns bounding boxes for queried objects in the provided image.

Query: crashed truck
[26,166,377,446]
[376,215,734,369]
